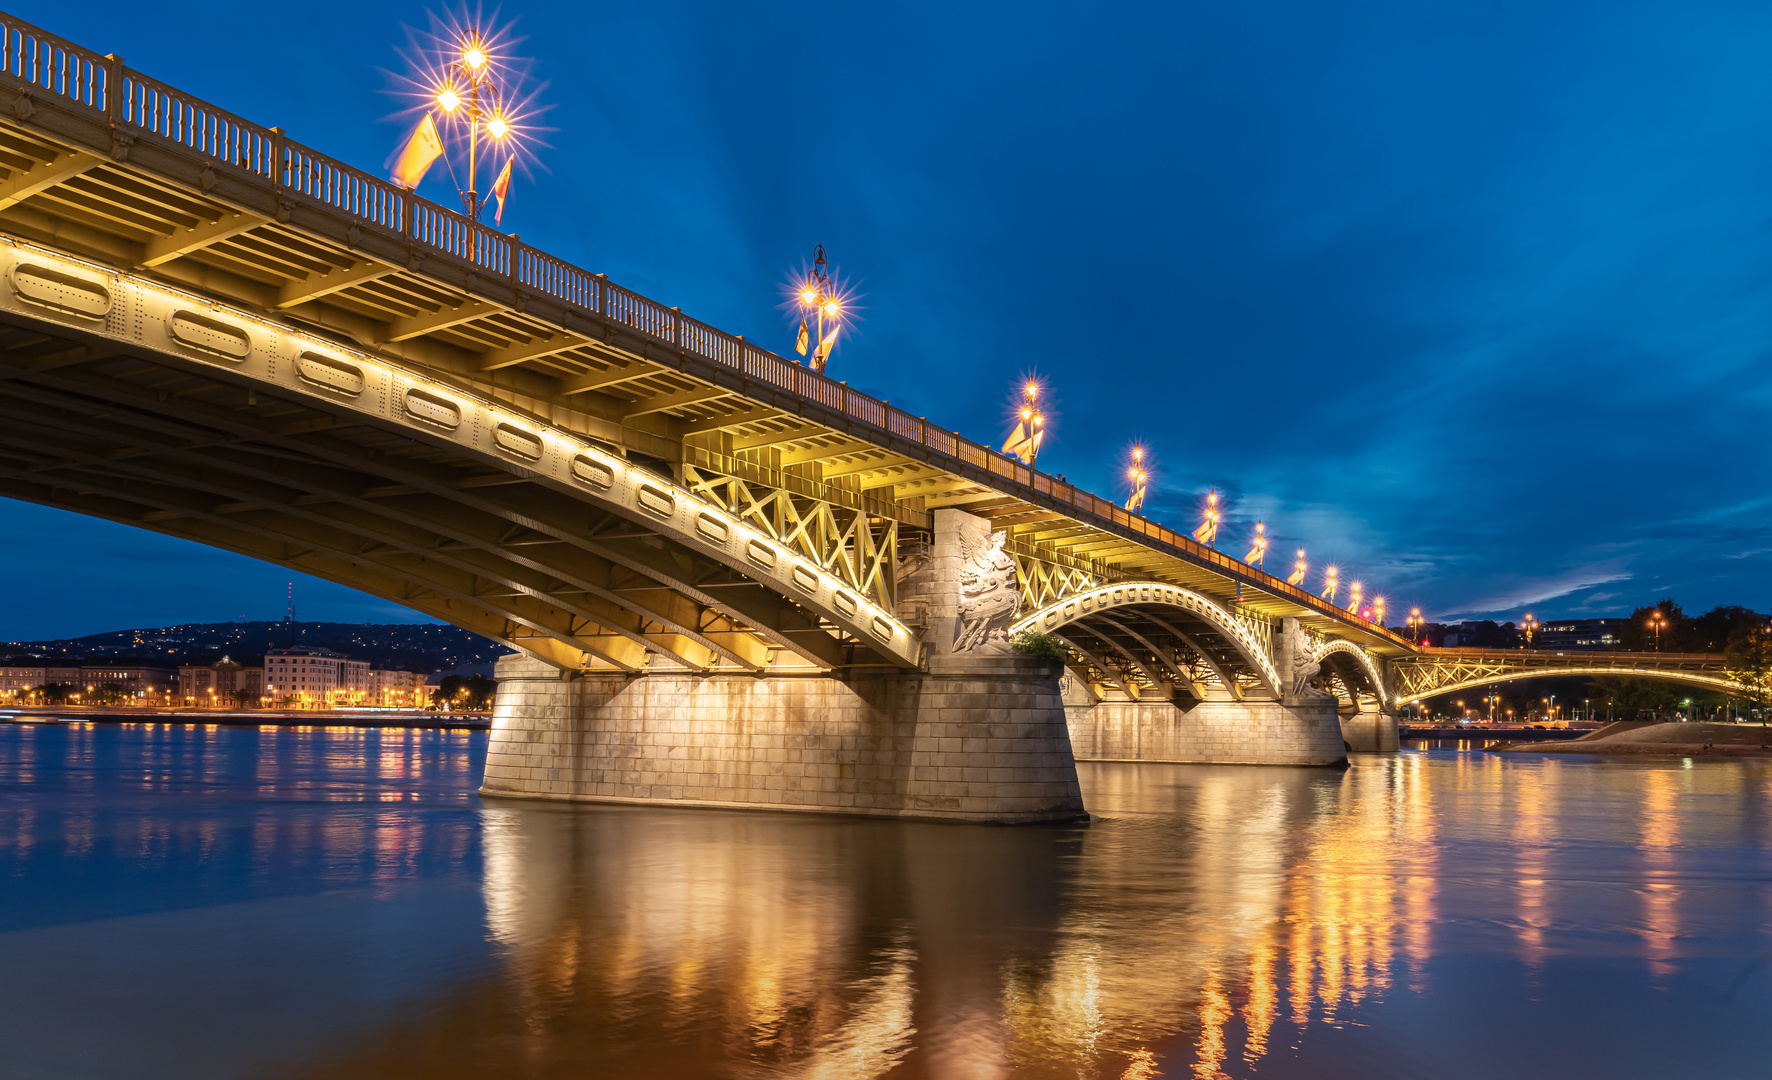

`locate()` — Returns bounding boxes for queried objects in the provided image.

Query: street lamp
[1001,380,1047,467]
[1521,613,1538,649]
[1126,446,1150,513]
[1647,610,1667,652]
[432,29,515,221]
[1407,607,1424,644]
[793,245,846,374]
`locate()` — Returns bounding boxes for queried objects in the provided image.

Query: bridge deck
[0,10,1406,654]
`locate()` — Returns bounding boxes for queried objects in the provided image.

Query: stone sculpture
[1289,630,1327,700]
[954,527,1020,653]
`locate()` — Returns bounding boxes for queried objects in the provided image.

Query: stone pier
[481,652,1087,823]
[1061,684,1346,765]
[1339,707,1401,752]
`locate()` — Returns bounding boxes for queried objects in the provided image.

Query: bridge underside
[1051,604,1271,703]
[0,308,886,675]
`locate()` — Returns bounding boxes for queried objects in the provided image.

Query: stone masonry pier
[481,653,1087,824]
[1062,690,1347,767]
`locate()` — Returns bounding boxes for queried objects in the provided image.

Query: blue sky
[5,0,1772,640]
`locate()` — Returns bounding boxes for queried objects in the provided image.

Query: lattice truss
[1392,654,1513,701]
[683,464,898,611]
[1051,610,1268,703]
[1389,650,1744,703]
[1012,548,1102,610]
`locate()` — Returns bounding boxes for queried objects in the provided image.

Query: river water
[2,722,1769,1080]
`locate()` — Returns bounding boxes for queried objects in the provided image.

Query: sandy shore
[1495,721,1772,757]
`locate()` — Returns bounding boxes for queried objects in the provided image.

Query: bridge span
[0,13,1735,821]
[1391,648,1746,706]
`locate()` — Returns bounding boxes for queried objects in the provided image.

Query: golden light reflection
[268,751,1760,1078]
[1639,768,1682,981]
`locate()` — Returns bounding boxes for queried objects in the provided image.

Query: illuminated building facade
[178,657,265,706]
[264,647,374,707]
[1,663,176,703]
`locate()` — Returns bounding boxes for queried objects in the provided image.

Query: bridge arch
[0,244,918,673]
[1311,639,1392,711]
[1393,667,1751,707]
[1010,581,1281,701]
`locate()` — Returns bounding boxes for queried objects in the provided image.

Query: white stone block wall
[1340,709,1401,751]
[1065,696,1347,766]
[482,653,1087,824]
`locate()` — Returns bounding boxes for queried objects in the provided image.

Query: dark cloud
[5,0,1772,634]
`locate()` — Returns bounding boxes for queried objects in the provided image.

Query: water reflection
[6,727,1772,1078]
[285,752,1772,1079]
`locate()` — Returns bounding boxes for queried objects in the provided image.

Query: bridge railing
[0,13,108,115]
[0,8,1406,646]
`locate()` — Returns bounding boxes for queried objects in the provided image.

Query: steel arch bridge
[1389,648,1749,706]
[0,10,1412,677]
[1010,582,1282,702]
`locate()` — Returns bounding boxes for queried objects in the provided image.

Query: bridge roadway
[0,13,1746,821]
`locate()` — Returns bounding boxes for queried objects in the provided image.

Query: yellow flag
[1000,419,1029,459]
[811,326,838,370]
[390,112,444,189]
[794,317,809,356]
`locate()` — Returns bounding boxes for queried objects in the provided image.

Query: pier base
[1062,687,1347,766]
[481,653,1086,823]
[1339,709,1401,752]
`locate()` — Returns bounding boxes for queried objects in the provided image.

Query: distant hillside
[2,620,507,674]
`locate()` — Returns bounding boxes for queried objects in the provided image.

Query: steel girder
[0,248,920,672]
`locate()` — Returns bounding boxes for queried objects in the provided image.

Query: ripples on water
[2,723,1770,1079]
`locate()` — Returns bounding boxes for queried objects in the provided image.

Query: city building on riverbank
[1534,618,1627,650]
[1,661,177,703]
[178,657,264,706]
[264,647,372,707]
[369,668,427,707]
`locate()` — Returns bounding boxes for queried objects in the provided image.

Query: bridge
[1391,648,1747,706]
[0,13,1739,822]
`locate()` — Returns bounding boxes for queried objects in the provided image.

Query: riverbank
[1403,724,1596,742]
[0,706,489,731]
[1493,721,1772,757]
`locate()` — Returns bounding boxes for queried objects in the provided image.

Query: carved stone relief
[953,523,1020,653]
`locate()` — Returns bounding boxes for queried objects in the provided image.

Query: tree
[1725,618,1772,714]
[1687,605,1762,653]
[1616,599,1684,652]
[432,674,466,709]
[464,674,497,709]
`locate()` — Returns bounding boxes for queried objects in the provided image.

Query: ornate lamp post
[1521,612,1538,649]
[1193,491,1221,549]
[1125,446,1149,512]
[1000,380,1046,466]
[432,30,514,221]
[1647,610,1667,651]
[1407,607,1424,644]
[793,245,844,374]
[1321,565,1339,604]
[1244,521,1268,568]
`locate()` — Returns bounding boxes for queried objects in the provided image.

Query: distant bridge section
[1391,647,1748,705]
